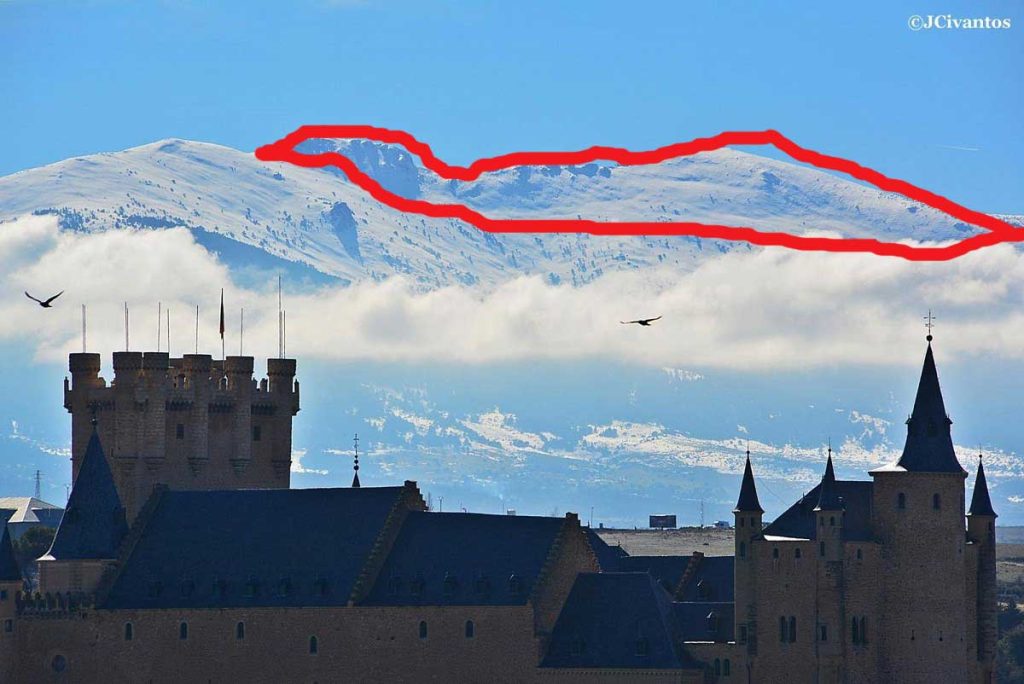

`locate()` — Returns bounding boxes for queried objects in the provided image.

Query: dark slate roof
[969,460,997,517]
[675,556,734,603]
[0,526,22,582]
[585,528,630,571]
[103,486,406,609]
[895,343,965,474]
[541,573,690,670]
[614,555,690,595]
[673,601,735,643]
[45,429,127,560]
[762,480,874,541]
[734,454,764,513]
[361,511,566,606]
[814,454,842,511]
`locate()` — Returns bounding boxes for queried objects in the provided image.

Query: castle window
[314,577,329,596]
[0,589,7,600]
[148,581,163,598]
[176,423,185,439]
[829,516,835,526]
[474,574,490,595]
[819,542,826,557]
[180,579,195,597]
[697,579,711,599]
[772,547,779,559]
[739,517,745,528]
[388,575,402,595]
[418,621,428,640]
[179,622,188,640]
[820,518,824,527]
[788,616,797,643]
[443,573,458,598]
[819,624,828,642]
[278,577,292,597]
[898,492,906,509]
[212,578,227,597]
[739,542,746,558]
[51,655,67,673]
[933,493,941,510]
[124,622,133,641]
[738,625,748,643]
[3,619,12,633]
[706,611,719,633]
[635,636,649,656]
[244,577,260,598]
[410,575,424,596]
[852,617,860,644]
[856,548,863,560]
[252,425,261,442]
[508,574,523,596]
[465,620,474,638]
[794,548,802,559]
[723,658,731,676]
[714,658,722,675]
[309,635,318,654]
[236,621,245,640]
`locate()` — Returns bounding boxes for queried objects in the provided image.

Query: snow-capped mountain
[0,137,989,290]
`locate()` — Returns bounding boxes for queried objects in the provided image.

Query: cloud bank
[4,214,1024,370]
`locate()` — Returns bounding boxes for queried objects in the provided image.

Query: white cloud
[7,214,1024,371]
[290,448,328,475]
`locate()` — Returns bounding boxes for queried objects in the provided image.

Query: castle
[0,339,997,682]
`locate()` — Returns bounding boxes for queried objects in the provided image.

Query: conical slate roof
[896,343,965,473]
[45,427,128,560]
[968,460,997,518]
[814,453,842,511]
[734,453,763,513]
[0,525,22,582]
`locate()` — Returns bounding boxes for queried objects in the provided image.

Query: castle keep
[0,339,998,682]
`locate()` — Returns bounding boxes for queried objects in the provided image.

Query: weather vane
[351,433,361,488]
[924,309,935,341]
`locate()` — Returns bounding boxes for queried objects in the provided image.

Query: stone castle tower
[64,351,299,523]
[736,338,998,683]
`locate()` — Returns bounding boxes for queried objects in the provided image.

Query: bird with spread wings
[25,291,64,308]
[620,315,662,327]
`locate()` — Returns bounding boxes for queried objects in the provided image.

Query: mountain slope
[0,138,990,289]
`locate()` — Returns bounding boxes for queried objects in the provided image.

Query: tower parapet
[65,351,300,523]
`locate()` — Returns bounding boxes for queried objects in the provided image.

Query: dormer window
[508,574,523,596]
[277,577,292,597]
[244,577,260,598]
[410,575,425,596]
[314,577,330,596]
[706,611,720,632]
[635,636,649,657]
[442,573,458,598]
[697,579,711,599]
[212,578,227,597]
[179,579,195,597]
[474,575,490,595]
[387,575,402,595]
[933,493,941,510]
[898,492,906,510]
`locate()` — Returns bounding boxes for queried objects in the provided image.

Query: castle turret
[814,451,844,561]
[968,458,997,677]
[38,423,127,596]
[870,338,968,681]
[734,451,763,652]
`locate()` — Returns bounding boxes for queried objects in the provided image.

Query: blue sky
[1,0,1021,210]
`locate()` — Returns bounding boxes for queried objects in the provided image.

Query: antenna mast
[34,470,41,500]
[167,309,171,357]
[157,301,162,352]
[124,302,129,351]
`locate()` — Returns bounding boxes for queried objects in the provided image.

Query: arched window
[739,517,745,528]
[714,658,722,675]
[179,622,188,640]
[739,542,746,558]
[852,617,860,643]
[309,635,318,655]
[898,492,906,509]
[418,621,428,640]
[856,548,863,560]
[723,658,731,675]
[794,548,802,559]
[635,636,649,656]
[236,621,245,640]
[124,622,133,641]
[933,493,941,510]
[819,542,826,557]
[788,616,797,643]
[829,516,835,527]
[772,547,779,559]
[465,620,474,638]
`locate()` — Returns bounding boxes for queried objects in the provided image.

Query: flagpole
[219,288,225,361]
[157,301,162,352]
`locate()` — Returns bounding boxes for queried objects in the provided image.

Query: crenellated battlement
[64,351,300,524]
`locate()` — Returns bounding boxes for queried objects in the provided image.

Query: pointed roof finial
[351,433,361,488]
[895,338,964,473]
[968,455,997,517]
[924,309,935,343]
[734,449,764,513]
[815,444,841,511]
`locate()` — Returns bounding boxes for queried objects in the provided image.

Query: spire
[44,422,128,560]
[968,457,997,518]
[0,525,22,583]
[895,339,965,473]
[351,433,361,488]
[734,451,763,513]
[814,446,842,511]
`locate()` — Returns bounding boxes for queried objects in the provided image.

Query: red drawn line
[254,125,1022,261]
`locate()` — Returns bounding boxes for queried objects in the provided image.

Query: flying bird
[620,315,662,327]
[25,290,64,308]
